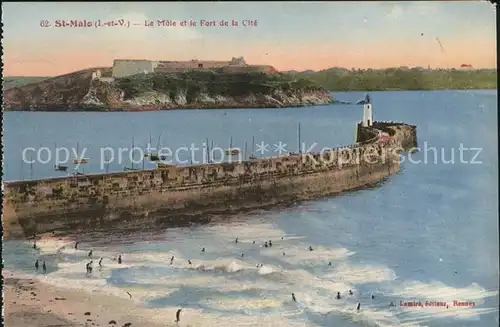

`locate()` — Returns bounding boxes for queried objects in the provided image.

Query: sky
[2,1,497,76]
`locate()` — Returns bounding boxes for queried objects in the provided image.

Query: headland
[2,111,417,239]
[3,57,332,111]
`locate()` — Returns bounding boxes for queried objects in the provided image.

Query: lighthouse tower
[362,93,373,127]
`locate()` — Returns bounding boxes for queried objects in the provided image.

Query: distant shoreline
[3,88,495,112]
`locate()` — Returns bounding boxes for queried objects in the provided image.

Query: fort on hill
[111,57,277,78]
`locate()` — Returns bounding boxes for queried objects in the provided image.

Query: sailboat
[224,136,240,156]
[72,142,89,164]
[54,142,68,172]
[148,133,167,161]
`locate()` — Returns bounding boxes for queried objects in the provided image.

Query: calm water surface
[3,90,499,327]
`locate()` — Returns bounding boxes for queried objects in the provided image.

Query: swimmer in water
[371,295,375,299]
[356,303,361,311]
[42,261,47,274]
[201,247,205,252]
[35,260,39,271]
[283,252,286,256]
[264,241,268,248]
[175,308,182,323]
[33,242,37,249]
[336,292,341,300]
[252,241,255,244]
[308,246,314,251]
[389,301,395,307]
[118,255,122,264]
[86,261,93,274]
[88,250,92,257]
[349,290,353,296]
[241,253,244,258]
[328,261,332,266]
[281,237,284,240]
[235,237,238,243]
[75,241,79,249]
[292,293,297,302]
[98,258,103,267]
[188,260,192,265]
[269,240,272,247]
[170,256,174,265]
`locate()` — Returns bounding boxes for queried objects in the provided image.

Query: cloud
[384,2,439,20]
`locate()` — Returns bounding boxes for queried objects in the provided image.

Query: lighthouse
[362,93,373,127]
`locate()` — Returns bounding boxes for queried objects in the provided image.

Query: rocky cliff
[3,68,333,111]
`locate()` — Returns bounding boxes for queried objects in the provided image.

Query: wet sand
[3,275,167,327]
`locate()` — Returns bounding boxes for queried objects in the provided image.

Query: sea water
[3,90,499,326]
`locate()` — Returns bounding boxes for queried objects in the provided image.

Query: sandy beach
[3,269,310,327]
[3,273,169,327]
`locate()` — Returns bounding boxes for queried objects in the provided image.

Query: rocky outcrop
[3,68,333,111]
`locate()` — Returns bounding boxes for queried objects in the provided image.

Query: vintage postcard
[2,2,498,327]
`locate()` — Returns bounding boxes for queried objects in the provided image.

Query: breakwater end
[2,118,417,239]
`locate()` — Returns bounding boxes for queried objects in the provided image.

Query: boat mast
[131,136,135,170]
[30,154,33,180]
[252,136,255,157]
[206,138,210,163]
[244,141,248,160]
[298,122,302,154]
[211,140,214,156]
[20,156,24,180]
[54,142,58,166]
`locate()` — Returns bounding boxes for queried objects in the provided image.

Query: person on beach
[308,246,313,251]
[252,241,255,244]
[75,241,79,249]
[188,260,192,265]
[170,256,174,265]
[241,253,244,258]
[328,262,332,266]
[175,308,182,323]
[264,241,268,248]
[33,241,37,249]
[35,260,39,271]
[349,290,353,296]
[269,240,273,247]
[118,255,122,264]
[283,252,286,256]
[42,261,47,274]
[292,293,297,302]
[235,237,238,243]
[356,302,361,311]
[201,248,205,252]
[336,292,341,300]
[88,250,92,257]
[98,258,103,267]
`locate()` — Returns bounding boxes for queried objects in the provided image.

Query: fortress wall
[220,65,277,74]
[112,60,155,78]
[2,123,416,239]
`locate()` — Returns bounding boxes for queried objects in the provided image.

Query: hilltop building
[111,57,277,78]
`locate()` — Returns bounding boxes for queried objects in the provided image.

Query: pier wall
[2,122,417,239]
